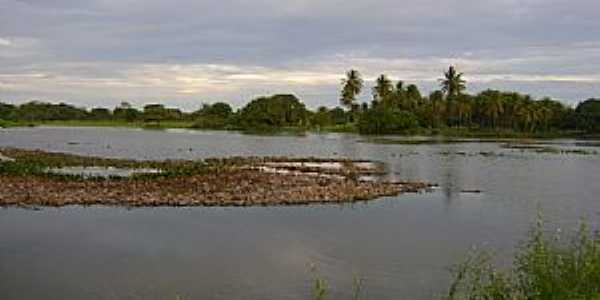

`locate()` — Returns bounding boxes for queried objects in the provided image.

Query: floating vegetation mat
[0,148,431,208]
[501,144,599,155]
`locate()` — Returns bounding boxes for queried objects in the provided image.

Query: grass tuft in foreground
[309,216,600,300]
[446,217,600,300]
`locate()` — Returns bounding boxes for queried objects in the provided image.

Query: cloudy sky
[1,0,599,110]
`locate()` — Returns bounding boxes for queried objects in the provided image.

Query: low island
[0,148,431,207]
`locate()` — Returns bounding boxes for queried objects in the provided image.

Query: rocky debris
[0,148,432,207]
[0,171,430,207]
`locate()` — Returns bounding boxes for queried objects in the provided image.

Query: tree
[191,102,234,129]
[456,95,473,127]
[372,74,393,103]
[0,103,16,120]
[328,107,348,125]
[340,69,363,110]
[404,84,422,111]
[481,90,504,128]
[143,104,168,122]
[357,107,419,134]
[113,103,141,122]
[311,106,333,128]
[575,98,600,132]
[89,108,112,120]
[239,94,309,129]
[428,90,446,128]
[440,66,466,99]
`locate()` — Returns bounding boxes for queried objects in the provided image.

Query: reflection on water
[1,126,600,299]
[47,166,162,178]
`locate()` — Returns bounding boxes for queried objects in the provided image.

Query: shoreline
[2,121,597,139]
[0,148,432,208]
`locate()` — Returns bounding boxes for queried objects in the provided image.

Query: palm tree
[405,84,422,110]
[340,69,364,110]
[516,100,540,132]
[372,74,393,103]
[440,66,466,99]
[456,95,473,127]
[538,98,557,131]
[482,91,504,129]
[429,90,446,128]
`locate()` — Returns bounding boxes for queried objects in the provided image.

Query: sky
[1,0,600,110]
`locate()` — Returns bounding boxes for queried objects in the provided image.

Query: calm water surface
[1,126,600,299]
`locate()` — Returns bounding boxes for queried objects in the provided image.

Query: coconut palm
[537,102,554,131]
[456,95,473,127]
[340,69,364,110]
[429,90,447,128]
[372,74,393,103]
[516,100,541,132]
[482,91,504,128]
[440,66,466,99]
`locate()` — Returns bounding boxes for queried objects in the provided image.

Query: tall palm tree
[340,69,364,110]
[537,102,553,132]
[405,84,422,110]
[516,100,541,132]
[429,90,446,128]
[372,74,393,103]
[440,66,466,99]
[456,95,473,127]
[482,91,504,128]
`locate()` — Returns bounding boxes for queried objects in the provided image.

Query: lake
[1,126,600,299]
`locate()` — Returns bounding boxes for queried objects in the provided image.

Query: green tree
[89,108,112,120]
[340,69,364,110]
[357,106,419,134]
[239,94,309,129]
[113,102,141,122]
[575,98,600,132]
[0,103,16,120]
[372,74,393,104]
[481,90,505,129]
[456,95,473,127]
[440,66,466,99]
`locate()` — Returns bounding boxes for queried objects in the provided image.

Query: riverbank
[3,119,597,139]
[0,148,431,207]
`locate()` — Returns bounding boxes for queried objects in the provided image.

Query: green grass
[307,216,600,300]
[27,119,196,129]
[445,217,600,300]
[0,119,35,128]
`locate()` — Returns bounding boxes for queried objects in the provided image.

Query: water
[1,126,600,299]
[47,166,162,178]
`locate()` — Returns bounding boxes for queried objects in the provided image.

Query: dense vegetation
[1,66,599,136]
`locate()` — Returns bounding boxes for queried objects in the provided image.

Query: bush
[238,94,309,129]
[446,218,600,300]
[357,107,419,134]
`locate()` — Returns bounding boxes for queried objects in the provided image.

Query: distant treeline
[1,66,599,135]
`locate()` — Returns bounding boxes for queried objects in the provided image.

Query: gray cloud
[1,0,599,109]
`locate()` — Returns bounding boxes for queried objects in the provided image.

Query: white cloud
[0,38,12,47]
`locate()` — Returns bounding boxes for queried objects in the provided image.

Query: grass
[308,216,600,300]
[445,217,600,300]
[0,148,216,179]
[27,119,196,129]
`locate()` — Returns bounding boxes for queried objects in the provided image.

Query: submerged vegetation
[1,67,599,136]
